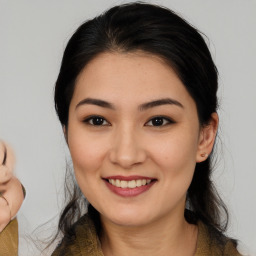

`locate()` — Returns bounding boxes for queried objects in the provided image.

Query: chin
[110,216,149,227]
[101,207,155,227]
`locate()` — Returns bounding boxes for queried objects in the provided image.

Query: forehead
[71,52,196,110]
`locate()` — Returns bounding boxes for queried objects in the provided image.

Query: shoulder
[195,221,242,256]
[52,214,103,256]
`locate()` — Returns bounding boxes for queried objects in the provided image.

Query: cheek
[151,130,199,170]
[69,138,104,175]
[150,128,199,194]
[152,136,197,205]
[67,123,108,180]
[68,136,106,202]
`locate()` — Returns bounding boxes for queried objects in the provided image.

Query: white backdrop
[0,0,255,255]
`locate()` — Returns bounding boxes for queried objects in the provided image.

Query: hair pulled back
[54,2,233,249]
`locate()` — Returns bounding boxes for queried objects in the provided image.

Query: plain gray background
[0,0,256,255]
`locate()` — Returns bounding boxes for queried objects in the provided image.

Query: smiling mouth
[103,176,157,197]
[107,178,153,188]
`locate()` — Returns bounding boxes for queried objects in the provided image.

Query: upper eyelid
[145,115,174,124]
[83,115,107,120]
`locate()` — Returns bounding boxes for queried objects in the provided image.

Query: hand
[0,141,15,186]
[0,141,24,233]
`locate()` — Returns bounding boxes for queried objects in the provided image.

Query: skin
[0,142,15,183]
[66,52,218,256]
[0,177,24,232]
[0,142,24,233]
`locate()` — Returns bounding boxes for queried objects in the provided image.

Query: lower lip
[104,180,156,197]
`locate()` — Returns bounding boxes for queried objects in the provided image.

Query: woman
[50,2,242,255]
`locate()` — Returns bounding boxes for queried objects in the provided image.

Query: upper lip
[103,175,156,181]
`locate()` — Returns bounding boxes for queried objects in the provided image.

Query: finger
[0,184,7,191]
[1,177,24,218]
[0,141,5,165]
[2,146,7,165]
[0,165,12,184]
[4,144,15,171]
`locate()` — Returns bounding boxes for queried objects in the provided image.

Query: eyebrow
[76,97,184,110]
[139,98,184,111]
[76,98,115,110]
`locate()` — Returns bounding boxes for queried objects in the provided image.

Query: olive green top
[0,218,18,256]
[52,214,242,256]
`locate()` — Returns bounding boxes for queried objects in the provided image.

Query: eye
[83,115,110,126]
[145,116,174,127]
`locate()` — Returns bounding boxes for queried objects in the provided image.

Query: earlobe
[196,112,218,163]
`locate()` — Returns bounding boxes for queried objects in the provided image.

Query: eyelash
[83,115,110,126]
[83,115,175,127]
[145,116,175,127]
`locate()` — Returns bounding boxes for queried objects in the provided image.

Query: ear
[196,112,219,163]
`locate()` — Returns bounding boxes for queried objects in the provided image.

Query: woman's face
[67,52,214,227]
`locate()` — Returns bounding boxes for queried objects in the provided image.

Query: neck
[100,210,198,256]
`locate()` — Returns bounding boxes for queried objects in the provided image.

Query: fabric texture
[52,214,103,256]
[52,214,242,256]
[195,221,241,256]
[0,218,18,256]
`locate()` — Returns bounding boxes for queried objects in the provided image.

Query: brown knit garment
[195,221,241,256]
[0,218,18,256]
[52,214,242,256]
[52,214,103,256]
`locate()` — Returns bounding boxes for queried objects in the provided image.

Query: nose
[108,125,147,169]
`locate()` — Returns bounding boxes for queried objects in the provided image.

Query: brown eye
[84,116,110,126]
[145,116,174,127]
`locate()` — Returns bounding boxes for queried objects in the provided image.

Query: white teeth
[128,180,136,188]
[120,180,128,188]
[116,179,121,187]
[108,179,152,188]
[136,180,142,186]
